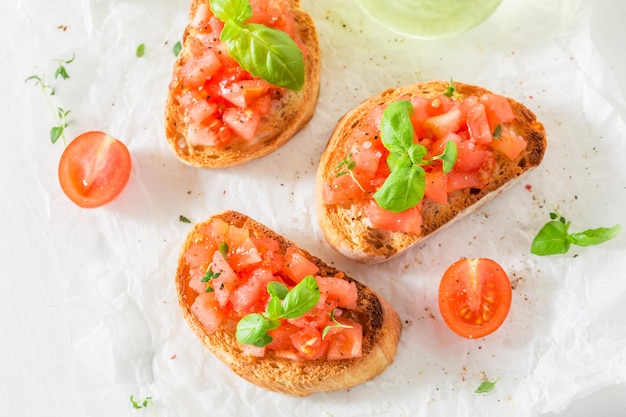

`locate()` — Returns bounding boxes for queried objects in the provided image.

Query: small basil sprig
[475,378,500,394]
[210,0,305,91]
[373,100,458,213]
[530,212,621,256]
[236,275,320,347]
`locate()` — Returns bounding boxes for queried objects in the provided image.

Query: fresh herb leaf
[26,55,74,145]
[210,0,253,23]
[281,275,320,319]
[236,276,321,347]
[322,308,353,339]
[136,43,146,57]
[236,313,273,347]
[130,394,153,409]
[173,41,182,57]
[267,281,289,300]
[53,53,75,80]
[475,378,500,393]
[179,215,191,223]
[431,140,458,174]
[492,123,502,139]
[218,242,228,258]
[531,212,621,256]
[373,100,457,213]
[336,153,365,191]
[211,0,304,90]
[443,78,462,100]
[201,269,221,292]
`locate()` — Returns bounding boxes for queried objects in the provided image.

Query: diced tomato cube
[490,126,527,160]
[424,167,448,204]
[179,50,222,90]
[222,108,261,141]
[221,79,271,109]
[316,277,358,310]
[446,170,484,193]
[283,246,319,283]
[463,100,492,145]
[184,238,216,269]
[185,97,218,125]
[480,93,514,130]
[427,94,455,116]
[409,95,430,138]
[351,141,384,186]
[424,107,464,140]
[322,173,364,205]
[191,292,225,334]
[229,268,274,314]
[210,250,239,307]
[240,343,265,357]
[365,200,423,234]
[224,225,262,270]
[267,321,299,350]
[290,326,328,360]
[186,119,232,147]
[326,319,362,361]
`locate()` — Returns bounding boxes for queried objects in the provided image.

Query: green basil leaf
[266,295,283,319]
[530,220,571,256]
[386,152,411,172]
[568,224,621,247]
[380,100,414,153]
[50,126,63,144]
[475,378,500,393]
[374,164,425,213]
[267,281,289,300]
[210,0,252,24]
[407,143,428,165]
[281,275,320,319]
[432,140,458,174]
[236,313,273,347]
[222,22,304,91]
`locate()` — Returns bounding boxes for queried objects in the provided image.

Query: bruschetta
[175,210,402,396]
[316,80,547,263]
[165,0,321,168]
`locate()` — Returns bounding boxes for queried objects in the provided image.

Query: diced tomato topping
[283,246,319,283]
[490,126,527,160]
[326,320,363,361]
[424,106,464,140]
[184,220,362,361]
[191,292,225,334]
[479,93,515,130]
[365,200,423,234]
[424,167,448,204]
[322,89,521,234]
[317,277,358,310]
[172,0,301,148]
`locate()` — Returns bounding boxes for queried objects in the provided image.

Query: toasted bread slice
[175,210,402,396]
[316,81,547,263]
[165,0,321,168]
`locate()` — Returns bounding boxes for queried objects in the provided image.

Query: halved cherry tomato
[438,258,512,339]
[58,131,132,208]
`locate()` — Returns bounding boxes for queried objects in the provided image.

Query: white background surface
[2,0,626,416]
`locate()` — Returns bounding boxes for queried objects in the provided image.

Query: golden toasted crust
[315,81,547,263]
[164,0,321,168]
[175,210,402,396]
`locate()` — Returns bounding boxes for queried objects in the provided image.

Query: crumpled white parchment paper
[14,0,626,415]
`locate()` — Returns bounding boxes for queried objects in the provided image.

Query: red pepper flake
[170,354,177,360]
[525,184,532,191]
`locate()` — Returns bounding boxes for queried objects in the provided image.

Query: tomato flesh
[183,218,362,361]
[438,258,512,339]
[58,131,132,208]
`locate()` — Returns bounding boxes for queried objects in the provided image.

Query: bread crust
[164,0,321,168]
[315,81,547,263]
[175,210,402,396]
